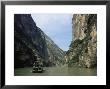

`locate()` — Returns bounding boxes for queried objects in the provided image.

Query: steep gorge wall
[45,34,65,66]
[66,14,97,68]
[14,14,65,68]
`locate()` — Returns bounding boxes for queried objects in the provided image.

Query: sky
[31,14,72,51]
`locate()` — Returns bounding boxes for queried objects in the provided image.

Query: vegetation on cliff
[14,14,97,69]
[14,14,65,68]
[66,14,97,68]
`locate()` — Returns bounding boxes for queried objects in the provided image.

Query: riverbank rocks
[66,14,97,68]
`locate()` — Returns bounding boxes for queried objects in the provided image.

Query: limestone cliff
[66,14,97,68]
[14,14,65,68]
[45,34,65,66]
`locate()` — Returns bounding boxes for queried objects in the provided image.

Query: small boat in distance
[32,60,44,73]
[32,66,44,73]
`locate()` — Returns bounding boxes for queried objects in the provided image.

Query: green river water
[14,65,97,76]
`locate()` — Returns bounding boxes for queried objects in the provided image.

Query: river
[14,65,97,76]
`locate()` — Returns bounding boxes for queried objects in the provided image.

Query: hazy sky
[31,14,72,51]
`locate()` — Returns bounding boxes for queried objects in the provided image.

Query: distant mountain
[45,34,65,66]
[14,14,65,68]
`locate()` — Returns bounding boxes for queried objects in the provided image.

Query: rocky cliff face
[14,14,64,68]
[66,14,97,68]
[45,34,65,66]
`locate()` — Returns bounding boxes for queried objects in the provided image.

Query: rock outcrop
[45,34,65,66]
[66,14,97,68]
[14,14,65,68]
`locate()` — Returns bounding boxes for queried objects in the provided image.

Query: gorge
[14,14,97,76]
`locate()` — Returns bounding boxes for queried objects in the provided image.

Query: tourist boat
[32,66,44,73]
